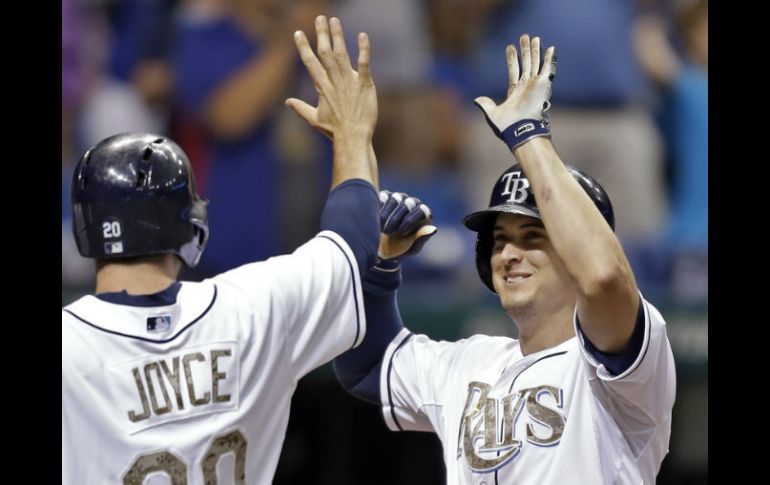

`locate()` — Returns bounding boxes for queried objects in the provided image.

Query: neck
[95,255,181,295]
[511,304,576,356]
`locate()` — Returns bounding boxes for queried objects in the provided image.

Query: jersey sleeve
[378,328,477,434]
[214,230,366,379]
[574,293,676,438]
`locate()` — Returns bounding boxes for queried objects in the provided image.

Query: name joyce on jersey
[456,381,566,473]
[110,342,240,434]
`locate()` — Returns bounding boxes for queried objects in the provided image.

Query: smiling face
[490,213,576,318]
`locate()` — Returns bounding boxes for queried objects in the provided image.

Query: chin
[500,298,537,321]
[498,289,534,313]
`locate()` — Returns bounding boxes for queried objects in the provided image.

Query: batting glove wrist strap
[364,259,402,293]
[499,119,551,151]
[373,257,401,273]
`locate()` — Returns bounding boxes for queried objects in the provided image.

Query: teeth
[506,275,527,283]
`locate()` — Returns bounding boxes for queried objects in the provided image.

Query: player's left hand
[474,34,556,136]
[377,190,437,262]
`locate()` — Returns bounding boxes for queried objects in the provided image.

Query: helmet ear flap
[190,197,210,248]
[474,221,496,294]
[176,196,209,267]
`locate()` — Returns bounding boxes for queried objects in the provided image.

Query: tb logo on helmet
[500,171,530,203]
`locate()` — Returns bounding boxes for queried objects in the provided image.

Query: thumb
[404,225,438,257]
[473,97,502,136]
[285,98,318,125]
[473,96,497,115]
[415,225,438,239]
[378,225,438,260]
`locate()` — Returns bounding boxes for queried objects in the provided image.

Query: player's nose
[501,242,524,264]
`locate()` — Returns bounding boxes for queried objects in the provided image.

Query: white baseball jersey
[62,231,365,485]
[380,295,675,484]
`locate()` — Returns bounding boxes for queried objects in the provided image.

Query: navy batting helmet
[71,133,209,267]
[463,163,614,293]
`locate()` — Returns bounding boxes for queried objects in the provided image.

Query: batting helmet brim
[463,203,541,233]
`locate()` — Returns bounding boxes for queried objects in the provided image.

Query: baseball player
[333,35,676,483]
[62,16,380,484]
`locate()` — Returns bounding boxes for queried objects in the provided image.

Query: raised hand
[474,34,556,151]
[285,15,377,141]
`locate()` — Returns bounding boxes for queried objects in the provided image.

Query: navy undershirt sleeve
[319,179,379,276]
[333,261,403,404]
[577,299,646,376]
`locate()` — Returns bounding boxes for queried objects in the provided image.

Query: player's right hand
[377,190,437,262]
[285,15,377,141]
[474,34,556,135]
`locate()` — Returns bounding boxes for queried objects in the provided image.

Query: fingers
[543,46,557,81]
[357,32,372,86]
[381,192,407,233]
[380,192,432,236]
[531,36,541,77]
[299,16,366,86]
[506,44,519,97]
[418,202,431,220]
[294,30,331,90]
[399,201,431,236]
[329,17,352,72]
[380,191,403,230]
[377,189,437,260]
[519,34,531,80]
[388,196,418,234]
[315,15,337,72]
[378,190,391,207]
[515,34,553,80]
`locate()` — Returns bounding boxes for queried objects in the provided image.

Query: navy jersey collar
[95,281,182,307]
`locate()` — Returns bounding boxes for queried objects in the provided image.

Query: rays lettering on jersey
[128,349,232,422]
[456,381,565,472]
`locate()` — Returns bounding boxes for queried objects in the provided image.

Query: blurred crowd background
[61,0,707,483]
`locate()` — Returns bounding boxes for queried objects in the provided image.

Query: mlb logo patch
[147,316,171,332]
[104,241,124,254]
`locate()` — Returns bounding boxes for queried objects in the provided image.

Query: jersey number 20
[123,430,246,484]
